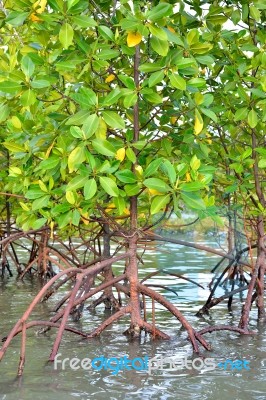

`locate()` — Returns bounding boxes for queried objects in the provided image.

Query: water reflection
[0,234,265,399]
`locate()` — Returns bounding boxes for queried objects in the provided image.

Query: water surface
[0,233,265,400]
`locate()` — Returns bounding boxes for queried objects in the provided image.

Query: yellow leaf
[186,172,191,182]
[45,140,55,158]
[105,202,116,212]
[11,116,22,129]
[9,166,22,176]
[194,92,204,105]
[170,116,177,124]
[194,110,203,135]
[127,31,142,47]
[50,221,54,239]
[33,0,47,13]
[30,13,41,22]
[81,217,89,225]
[116,148,126,161]
[105,74,116,83]
[148,188,163,196]
[66,190,75,204]
[95,117,107,139]
[19,202,30,211]
[135,165,143,177]
[206,132,212,144]
[167,26,176,33]
[38,180,48,192]
[123,208,130,216]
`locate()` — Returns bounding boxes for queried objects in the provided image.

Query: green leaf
[9,166,22,177]
[144,158,163,177]
[230,162,243,174]
[151,194,170,215]
[180,182,205,192]
[39,156,60,170]
[148,70,164,88]
[161,160,176,185]
[0,104,10,123]
[102,89,122,106]
[206,14,228,25]
[20,89,36,106]
[2,142,25,153]
[234,107,248,122]
[52,203,71,215]
[92,139,116,156]
[124,184,140,196]
[248,109,258,128]
[174,58,196,69]
[66,110,91,126]
[139,62,163,72]
[72,15,97,27]
[187,29,199,45]
[190,155,201,171]
[142,89,162,104]
[241,148,252,160]
[146,3,173,21]
[32,195,50,211]
[67,0,81,10]
[59,23,74,49]
[0,81,22,94]
[100,177,119,197]
[71,88,97,109]
[258,159,266,168]
[188,78,206,88]
[181,192,206,210]
[72,209,81,226]
[66,190,76,204]
[31,218,48,230]
[82,114,99,139]
[113,197,126,215]
[169,73,186,91]
[102,111,125,129]
[255,147,266,156]
[126,147,136,163]
[6,11,29,26]
[150,36,169,56]
[31,79,51,89]
[57,210,73,228]
[250,5,261,22]
[120,16,140,31]
[148,24,168,41]
[119,75,135,89]
[196,55,214,65]
[98,25,114,41]
[84,178,97,200]
[98,49,120,60]
[66,175,88,191]
[26,188,47,199]
[115,169,137,183]
[68,146,85,173]
[143,178,171,193]
[199,107,217,122]
[123,92,138,108]
[70,126,84,139]
[21,56,35,79]
[231,9,241,24]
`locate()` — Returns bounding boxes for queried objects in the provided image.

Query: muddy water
[0,233,266,400]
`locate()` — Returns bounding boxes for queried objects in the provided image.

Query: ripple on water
[0,235,265,399]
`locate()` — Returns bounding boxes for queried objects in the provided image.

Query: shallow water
[0,232,266,400]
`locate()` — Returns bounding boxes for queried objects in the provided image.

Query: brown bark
[138,283,211,352]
